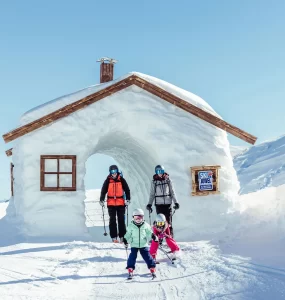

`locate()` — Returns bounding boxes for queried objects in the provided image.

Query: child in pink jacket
[150,213,180,261]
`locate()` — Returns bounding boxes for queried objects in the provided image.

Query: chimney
[96,57,118,83]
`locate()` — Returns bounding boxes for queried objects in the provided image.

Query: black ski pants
[108,206,126,239]
[155,204,174,236]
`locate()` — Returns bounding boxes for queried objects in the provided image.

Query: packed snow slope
[9,71,239,240]
[233,134,285,194]
[1,190,285,299]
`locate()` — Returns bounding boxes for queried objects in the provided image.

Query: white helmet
[132,208,144,225]
[155,213,166,228]
[155,214,166,223]
[132,208,144,217]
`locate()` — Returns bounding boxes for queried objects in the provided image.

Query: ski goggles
[133,215,143,221]
[156,221,165,227]
[110,169,118,174]
[155,169,164,175]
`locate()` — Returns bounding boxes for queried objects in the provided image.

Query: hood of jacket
[153,173,169,181]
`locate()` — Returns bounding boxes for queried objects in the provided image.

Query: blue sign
[198,170,214,191]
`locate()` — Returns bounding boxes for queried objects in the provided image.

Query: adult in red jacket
[100,165,131,243]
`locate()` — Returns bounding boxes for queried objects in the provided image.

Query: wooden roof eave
[5,148,13,157]
[2,74,257,145]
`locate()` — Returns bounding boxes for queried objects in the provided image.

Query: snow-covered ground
[1,189,285,299]
[233,135,285,194]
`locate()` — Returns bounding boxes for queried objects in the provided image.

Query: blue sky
[0,0,284,199]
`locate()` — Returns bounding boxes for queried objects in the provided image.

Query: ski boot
[112,238,119,243]
[150,267,156,279]
[127,268,134,280]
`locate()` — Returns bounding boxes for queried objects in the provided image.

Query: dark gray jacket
[148,173,178,206]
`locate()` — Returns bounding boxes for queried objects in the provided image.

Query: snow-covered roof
[2,72,257,145]
[20,72,219,125]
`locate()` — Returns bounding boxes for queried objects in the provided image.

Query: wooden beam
[133,77,257,144]
[6,148,13,156]
[192,190,221,196]
[191,165,221,171]
[2,74,257,144]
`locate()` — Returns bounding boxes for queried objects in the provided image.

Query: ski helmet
[132,208,144,225]
[109,165,118,174]
[155,214,166,227]
[132,208,144,217]
[155,165,165,174]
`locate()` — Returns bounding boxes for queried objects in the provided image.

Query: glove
[99,200,105,207]
[159,238,163,246]
[125,200,130,206]
[151,233,158,242]
[146,204,153,213]
[174,203,180,210]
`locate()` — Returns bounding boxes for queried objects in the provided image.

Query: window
[10,162,14,196]
[40,155,76,191]
[190,165,221,196]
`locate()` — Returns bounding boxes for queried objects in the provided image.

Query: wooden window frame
[40,155,76,191]
[10,162,14,196]
[190,165,221,196]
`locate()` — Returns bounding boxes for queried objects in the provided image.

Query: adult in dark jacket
[100,165,131,243]
[146,165,179,236]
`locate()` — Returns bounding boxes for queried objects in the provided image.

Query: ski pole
[149,210,152,224]
[102,206,108,236]
[159,246,174,264]
[125,248,128,260]
[127,205,129,226]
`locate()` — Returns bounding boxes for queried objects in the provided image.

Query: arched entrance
[84,132,157,240]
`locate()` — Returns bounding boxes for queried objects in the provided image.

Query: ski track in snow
[0,241,285,299]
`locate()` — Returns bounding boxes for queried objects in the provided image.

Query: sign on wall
[190,165,221,196]
[198,170,213,191]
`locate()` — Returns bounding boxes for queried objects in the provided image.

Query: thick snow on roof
[20,72,221,126]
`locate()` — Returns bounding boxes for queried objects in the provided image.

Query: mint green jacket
[124,221,153,248]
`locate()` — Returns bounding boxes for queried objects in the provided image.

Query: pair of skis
[127,272,156,280]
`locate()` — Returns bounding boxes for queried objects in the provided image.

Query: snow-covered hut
[3,59,257,240]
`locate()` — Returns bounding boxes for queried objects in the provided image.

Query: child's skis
[126,268,157,280]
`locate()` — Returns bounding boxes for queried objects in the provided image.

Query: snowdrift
[234,134,285,194]
[222,184,285,268]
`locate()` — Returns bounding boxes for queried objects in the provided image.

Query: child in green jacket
[124,208,157,278]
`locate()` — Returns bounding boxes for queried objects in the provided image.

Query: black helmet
[109,165,118,173]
